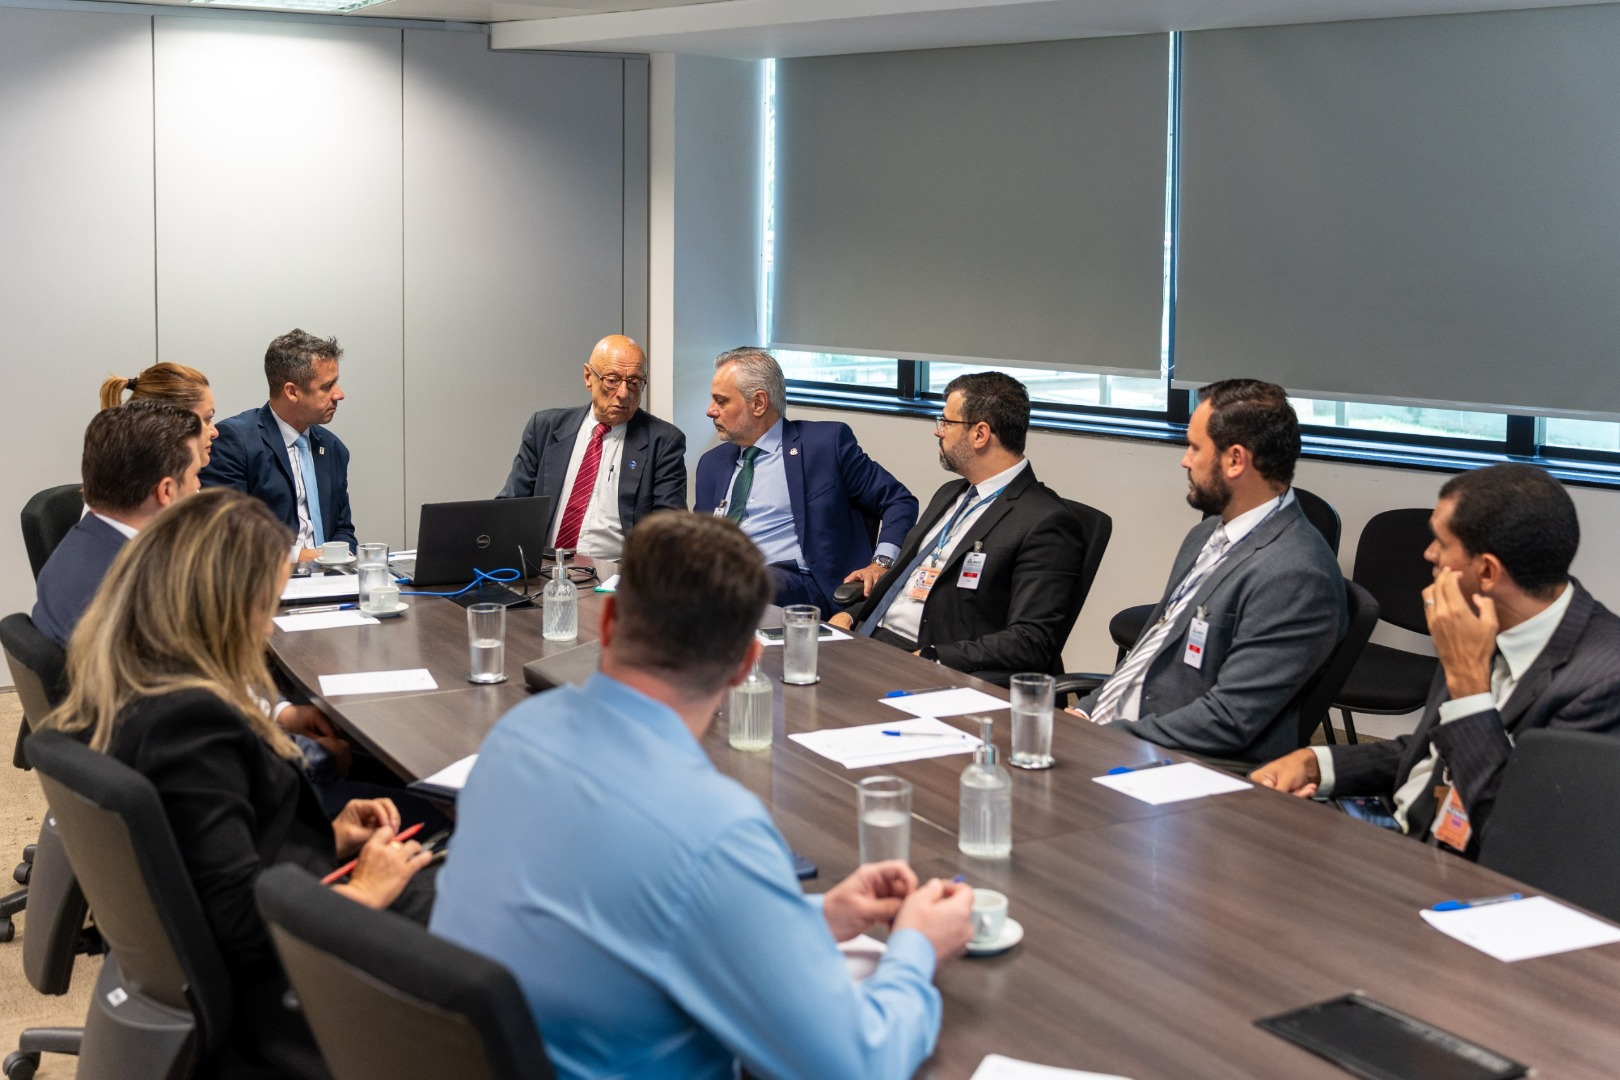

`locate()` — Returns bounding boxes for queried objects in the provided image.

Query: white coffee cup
[971,889,1009,944]
[364,585,400,614]
[320,541,350,562]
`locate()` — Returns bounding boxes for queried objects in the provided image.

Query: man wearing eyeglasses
[497,334,687,560]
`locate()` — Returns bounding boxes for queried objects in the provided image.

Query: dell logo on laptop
[476,534,492,549]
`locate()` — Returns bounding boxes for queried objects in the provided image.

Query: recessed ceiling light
[190,0,395,13]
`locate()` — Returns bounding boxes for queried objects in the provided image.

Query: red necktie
[554,423,610,551]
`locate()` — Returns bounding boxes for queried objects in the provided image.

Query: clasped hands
[330,797,433,909]
[820,860,976,965]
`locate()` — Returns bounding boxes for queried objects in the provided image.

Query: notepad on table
[273,610,378,632]
[1420,895,1620,962]
[409,754,478,801]
[281,575,359,603]
[789,717,980,769]
[1090,762,1250,805]
[879,687,1008,719]
[318,668,437,697]
[970,1055,1134,1080]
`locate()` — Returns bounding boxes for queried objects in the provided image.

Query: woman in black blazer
[43,488,432,1079]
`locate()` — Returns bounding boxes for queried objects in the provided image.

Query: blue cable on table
[395,567,523,598]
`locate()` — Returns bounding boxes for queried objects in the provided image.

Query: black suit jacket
[497,405,688,543]
[852,464,1084,680]
[32,514,128,647]
[109,688,334,1080]
[201,404,356,551]
[1328,581,1620,851]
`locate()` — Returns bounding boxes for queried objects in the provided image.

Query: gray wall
[0,6,646,681]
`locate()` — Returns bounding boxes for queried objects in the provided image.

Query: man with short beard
[832,371,1085,683]
[1069,379,1346,765]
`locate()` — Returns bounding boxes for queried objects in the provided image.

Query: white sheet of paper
[789,716,981,769]
[318,668,438,697]
[756,625,853,647]
[1090,762,1250,805]
[281,576,359,603]
[970,1055,1134,1080]
[880,687,1008,719]
[837,933,887,981]
[273,610,379,632]
[1420,895,1620,962]
[415,754,478,793]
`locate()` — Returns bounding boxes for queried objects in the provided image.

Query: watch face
[876,556,894,568]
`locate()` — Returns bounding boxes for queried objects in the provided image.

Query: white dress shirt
[1313,581,1573,836]
[547,417,626,559]
[90,512,139,541]
[272,411,316,553]
[878,458,1028,643]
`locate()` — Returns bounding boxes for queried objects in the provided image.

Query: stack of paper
[971,1055,1133,1080]
[1420,895,1620,962]
[318,669,438,696]
[880,687,1009,719]
[409,754,478,800]
[789,717,981,769]
[273,610,378,632]
[1090,762,1250,805]
[280,576,359,603]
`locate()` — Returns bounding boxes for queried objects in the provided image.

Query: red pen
[321,822,423,885]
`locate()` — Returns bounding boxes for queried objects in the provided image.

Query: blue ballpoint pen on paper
[1105,758,1174,775]
[1432,892,1524,912]
[883,685,958,698]
[881,729,970,738]
[283,603,357,614]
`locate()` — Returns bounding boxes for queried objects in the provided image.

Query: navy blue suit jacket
[200,404,356,551]
[693,419,917,604]
[32,514,129,647]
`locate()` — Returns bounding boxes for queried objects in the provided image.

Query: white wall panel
[154,17,407,544]
[0,7,155,680]
[403,31,628,539]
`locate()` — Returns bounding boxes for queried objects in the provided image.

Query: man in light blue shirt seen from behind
[431,511,974,1080]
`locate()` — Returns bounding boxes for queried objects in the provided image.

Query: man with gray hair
[694,347,917,609]
[202,328,355,559]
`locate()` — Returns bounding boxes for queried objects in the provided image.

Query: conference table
[270,568,1620,1079]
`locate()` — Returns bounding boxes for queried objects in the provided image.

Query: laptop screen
[407,497,551,586]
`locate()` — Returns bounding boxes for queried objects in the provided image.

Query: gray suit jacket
[496,405,687,543]
[1079,496,1347,763]
[1328,580,1620,851]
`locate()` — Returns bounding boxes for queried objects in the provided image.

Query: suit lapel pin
[628,460,638,470]
[318,446,325,455]
[789,447,799,456]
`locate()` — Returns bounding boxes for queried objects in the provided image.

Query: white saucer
[364,602,409,619]
[965,917,1024,957]
[316,553,356,567]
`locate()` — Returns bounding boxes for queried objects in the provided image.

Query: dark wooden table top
[271,581,1620,1079]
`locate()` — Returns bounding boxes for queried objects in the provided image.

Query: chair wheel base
[12,863,29,887]
[0,919,14,944]
[3,1051,39,1080]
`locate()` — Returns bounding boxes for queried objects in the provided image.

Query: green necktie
[726,446,762,524]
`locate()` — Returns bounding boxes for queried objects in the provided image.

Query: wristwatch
[874,554,895,568]
[918,644,940,662]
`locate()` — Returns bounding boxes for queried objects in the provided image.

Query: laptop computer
[393,497,551,596]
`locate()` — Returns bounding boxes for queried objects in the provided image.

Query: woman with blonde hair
[100,361,219,463]
[43,487,431,1079]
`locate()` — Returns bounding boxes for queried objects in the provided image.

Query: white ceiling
[92,0,1616,55]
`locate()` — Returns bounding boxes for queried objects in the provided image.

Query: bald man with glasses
[498,335,688,560]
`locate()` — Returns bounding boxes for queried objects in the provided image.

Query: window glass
[774,350,899,389]
[1541,418,1620,453]
[1293,399,1506,441]
[926,364,1168,411]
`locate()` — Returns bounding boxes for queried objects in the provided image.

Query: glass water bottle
[542,563,578,642]
[728,659,774,751]
[959,716,1012,858]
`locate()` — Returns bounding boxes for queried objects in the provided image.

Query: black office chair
[5,815,93,1080]
[1105,487,1342,664]
[1290,581,1380,748]
[24,729,233,1080]
[0,613,69,943]
[1478,730,1620,924]
[1330,508,1438,744]
[20,485,82,581]
[255,863,557,1080]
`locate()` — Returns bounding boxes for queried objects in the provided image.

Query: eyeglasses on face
[588,365,647,393]
[933,415,972,431]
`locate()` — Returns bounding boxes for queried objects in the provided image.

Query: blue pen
[883,685,958,698]
[284,603,357,614]
[1105,758,1174,775]
[1432,892,1523,912]
[881,729,969,738]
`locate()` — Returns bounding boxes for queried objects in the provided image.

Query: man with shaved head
[498,334,687,559]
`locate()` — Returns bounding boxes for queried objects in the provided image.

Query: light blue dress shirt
[724,418,807,568]
[431,672,942,1080]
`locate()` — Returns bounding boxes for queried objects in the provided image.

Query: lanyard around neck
[927,484,1008,566]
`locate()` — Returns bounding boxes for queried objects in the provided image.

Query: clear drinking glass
[1009,672,1056,769]
[727,659,774,751]
[356,543,390,611]
[857,775,912,864]
[781,604,820,685]
[467,602,507,684]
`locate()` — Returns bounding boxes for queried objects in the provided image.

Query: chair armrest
[1053,673,1107,707]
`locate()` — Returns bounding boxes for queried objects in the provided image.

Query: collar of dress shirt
[272,408,306,448]
[1494,580,1575,683]
[750,417,785,458]
[962,457,1028,500]
[1219,488,1295,548]
[90,512,140,541]
[581,669,713,761]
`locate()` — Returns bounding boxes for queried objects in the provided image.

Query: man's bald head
[583,335,649,426]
